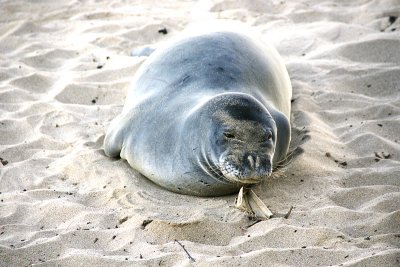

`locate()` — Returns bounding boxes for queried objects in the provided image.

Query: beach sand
[1,0,399,266]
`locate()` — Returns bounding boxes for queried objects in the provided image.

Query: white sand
[1,0,399,266]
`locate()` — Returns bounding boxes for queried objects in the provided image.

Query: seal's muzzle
[219,152,272,184]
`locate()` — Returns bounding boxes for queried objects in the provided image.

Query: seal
[104,30,292,197]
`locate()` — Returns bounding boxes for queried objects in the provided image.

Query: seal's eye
[267,132,272,140]
[224,132,235,139]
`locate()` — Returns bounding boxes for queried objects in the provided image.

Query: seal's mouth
[199,151,272,185]
[220,169,272,184]
[219,154,272,185]
[230,174,271,184]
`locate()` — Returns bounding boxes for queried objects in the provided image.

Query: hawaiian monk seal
[104,29,292,197]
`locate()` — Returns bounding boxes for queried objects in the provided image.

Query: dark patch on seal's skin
[104,31,292,196]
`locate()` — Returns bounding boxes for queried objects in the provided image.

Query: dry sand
[1,0,399,266]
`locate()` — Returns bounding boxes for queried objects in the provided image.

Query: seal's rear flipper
[131,46,156,57]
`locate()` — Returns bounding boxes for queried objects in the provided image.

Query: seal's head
[196,93,276,186]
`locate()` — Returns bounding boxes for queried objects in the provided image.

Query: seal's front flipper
[131,46,156,57]
[104,116,125,158]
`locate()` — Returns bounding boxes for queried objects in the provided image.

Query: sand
[0,0,399,266]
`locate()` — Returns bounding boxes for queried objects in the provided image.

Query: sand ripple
[1,0,399,266]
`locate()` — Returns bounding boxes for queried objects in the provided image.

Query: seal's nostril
[255,156,261,169]
[247,155,255,169]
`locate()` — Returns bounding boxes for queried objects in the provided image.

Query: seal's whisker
[198,155,232,184]
[275,160,291,169]
[273,149,295,171]
[270,168,287,179]
[199,159,225,179]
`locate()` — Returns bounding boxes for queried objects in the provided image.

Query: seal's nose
[246,155,263,170]
[244,153,271,179]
